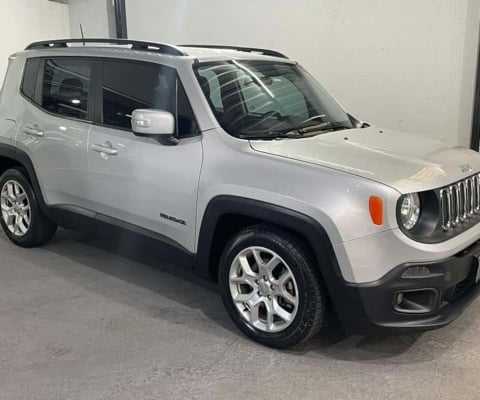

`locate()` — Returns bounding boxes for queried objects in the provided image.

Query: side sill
[46,204,194,270]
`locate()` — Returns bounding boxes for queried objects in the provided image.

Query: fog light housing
[393,289,438,314]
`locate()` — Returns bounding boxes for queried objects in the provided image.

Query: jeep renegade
[1,39,480,348]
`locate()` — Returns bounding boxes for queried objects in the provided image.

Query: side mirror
[131,109,175,137]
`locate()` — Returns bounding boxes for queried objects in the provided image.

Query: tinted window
[102,61,175,129]
[177,80,199,137]
[42,59,91,120]
[102,60,198,136]
[21,58,40,101]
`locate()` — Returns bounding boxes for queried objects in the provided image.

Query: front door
[87,59,202,252]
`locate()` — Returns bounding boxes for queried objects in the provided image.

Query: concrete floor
[1,229,480,400]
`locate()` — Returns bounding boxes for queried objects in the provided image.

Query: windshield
[195,60,353,138]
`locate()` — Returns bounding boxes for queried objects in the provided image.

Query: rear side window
[102,60,198,136]
[21,58,40,101]
[41,59,92,120]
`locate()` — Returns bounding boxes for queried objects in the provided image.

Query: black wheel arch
[0,142,46,207]
[194,196,344,283]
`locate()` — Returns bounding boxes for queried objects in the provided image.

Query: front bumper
[331,239,480,334]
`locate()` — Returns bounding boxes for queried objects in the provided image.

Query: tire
[218,224,326,349]
[0,168,57,247]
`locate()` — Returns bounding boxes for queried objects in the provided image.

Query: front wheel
[219,225,326,349]
[0,168,57,247]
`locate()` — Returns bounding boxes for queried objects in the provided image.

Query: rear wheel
[219,225,326,349]
[0,168,56,247]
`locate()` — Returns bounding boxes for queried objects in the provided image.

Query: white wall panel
[69,0,480,146]
[0,0,70,84]
[68,0,113,39]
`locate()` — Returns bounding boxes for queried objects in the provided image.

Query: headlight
[400,193,421,230]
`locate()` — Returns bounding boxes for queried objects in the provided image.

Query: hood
[249,127,480,193]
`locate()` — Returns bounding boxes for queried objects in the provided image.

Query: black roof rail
[25,38,187,56]
[180,44,289,59]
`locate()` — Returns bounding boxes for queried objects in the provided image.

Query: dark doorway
[470,28,480,151]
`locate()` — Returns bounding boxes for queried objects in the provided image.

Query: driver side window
[101,60,199,137]
[102,61,176,129]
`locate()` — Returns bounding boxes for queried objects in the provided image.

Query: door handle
[91,143,118,156]
[22,124,44,137]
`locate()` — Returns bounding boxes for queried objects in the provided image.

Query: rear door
[16,57,93,207]
[86,59,203,252]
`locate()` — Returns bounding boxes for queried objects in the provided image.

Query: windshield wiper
[238,121,350,140]
[285,121,350,134]
[238,131,304,140]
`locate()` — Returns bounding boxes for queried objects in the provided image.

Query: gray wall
[68,0,480,147]
[68,0,114,39]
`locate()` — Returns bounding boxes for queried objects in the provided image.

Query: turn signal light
[369,196,383,225]
[401,266,432,278]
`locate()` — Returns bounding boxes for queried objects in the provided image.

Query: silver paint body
[1,46,480,284]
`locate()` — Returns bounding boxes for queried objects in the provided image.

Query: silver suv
[1,38,480,348]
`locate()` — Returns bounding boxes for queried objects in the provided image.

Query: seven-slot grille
[439,174,480,231]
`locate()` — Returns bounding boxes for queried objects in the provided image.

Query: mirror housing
[131,109,175,137]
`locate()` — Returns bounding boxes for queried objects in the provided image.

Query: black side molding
[47,205,194,271]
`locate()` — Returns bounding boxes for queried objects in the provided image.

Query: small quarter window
[21,58,40,101]
[176,80,199,137]
[41,58,92,120]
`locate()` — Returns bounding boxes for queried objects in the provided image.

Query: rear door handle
[90,143,118,156]
[22,124,44,137]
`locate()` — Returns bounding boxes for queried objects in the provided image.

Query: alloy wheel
[0,180,31,237]
[229,246,299,333]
